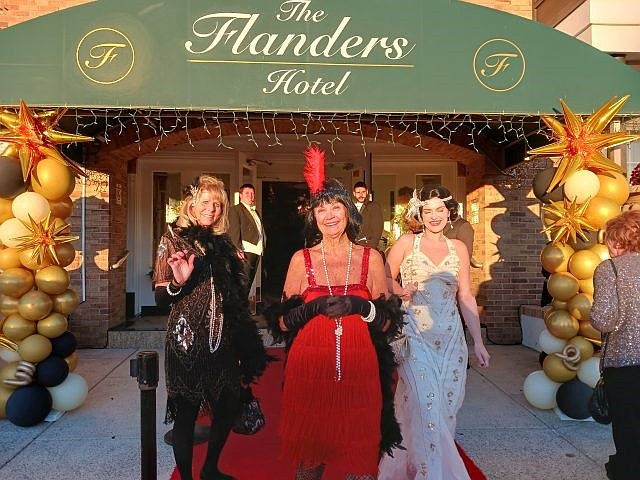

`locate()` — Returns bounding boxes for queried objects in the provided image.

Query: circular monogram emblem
[76,28,135,85]
[473,38,525,92]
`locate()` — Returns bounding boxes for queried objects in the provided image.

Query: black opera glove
[283,296,328,330]
[325,295,372,318]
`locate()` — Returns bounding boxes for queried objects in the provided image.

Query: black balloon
[50,331,77,358]
[533,167,564,204]
[36,355,70,387]
[0,155,26,198]
[538,351,548,366]
[556,378,593,420]
[5,384,52,427]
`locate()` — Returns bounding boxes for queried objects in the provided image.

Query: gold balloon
[31,157,76,201]
[546,310,579,339]
[0,198,12,223]
[589,243,610,262]
[0,294,19,316]
[551,299,568,310]
[567,292,593,321]
[18,247,52,271]
[597,172,630,205]
[54,242,76,268]
[543,307,556,324]
[52,288,80,315]
[0,384,13,417]
[543,354,578,383]
[35,265,70,295]
[0,267,35,298]
[64,351,78,372]
[18,334,52,363]
[567,336,594,361]
[540,243,574,273]
[579,320,601,342]
[0,362,19,390]
[17,290,53,321]
[48,197,73,219]
[563,170,600,204]
[36,312,68,338]
[568,249,601,280]
[578,277,594,295]
[0,247,22,270]
[1,313,36,341]
[547,272,580,301]
[584,196,621,230]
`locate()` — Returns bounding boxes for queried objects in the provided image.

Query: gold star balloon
[0,100,93,181]
[529,96,640,193]
[12,214,78,267]
[542,197,596,244]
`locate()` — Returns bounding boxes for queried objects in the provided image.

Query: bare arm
[453,239,490,368]
[384,234,417,300]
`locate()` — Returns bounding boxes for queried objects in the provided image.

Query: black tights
[172,391,240,480]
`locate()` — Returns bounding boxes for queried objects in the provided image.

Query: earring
[449,218,453,228]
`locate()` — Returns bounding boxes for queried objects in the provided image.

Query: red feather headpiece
[303,145,325,194]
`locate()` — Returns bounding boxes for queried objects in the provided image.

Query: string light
[8,105,628,161]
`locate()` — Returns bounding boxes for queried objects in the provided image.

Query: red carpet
[170,348,486,479]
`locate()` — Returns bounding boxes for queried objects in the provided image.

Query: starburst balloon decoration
[0,99,93,181]
[542,197,596,244]
[528,96,640,193]
[12,214,78,266]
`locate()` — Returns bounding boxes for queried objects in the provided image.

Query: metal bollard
[130,351,159,480]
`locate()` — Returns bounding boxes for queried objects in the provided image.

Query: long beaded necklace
[320,240,353,382]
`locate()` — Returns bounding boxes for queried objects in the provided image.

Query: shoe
[199,466,236,480]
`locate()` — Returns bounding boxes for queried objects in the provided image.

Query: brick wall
[0,0,533,29]
[66,157,128,347]
[0,0,85,28]
[461,0,533,19]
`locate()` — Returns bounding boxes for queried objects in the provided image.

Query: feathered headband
[405,188,452,220]
[303,144,351,202]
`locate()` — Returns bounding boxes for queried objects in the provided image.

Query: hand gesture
[167,249,195,286]
[473,343,490,368]
[400,282,418,301]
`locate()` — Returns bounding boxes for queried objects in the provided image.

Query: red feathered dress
[279,247,382,474]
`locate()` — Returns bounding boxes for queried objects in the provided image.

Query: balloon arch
[0,101,91,425]
[523,96,640,419]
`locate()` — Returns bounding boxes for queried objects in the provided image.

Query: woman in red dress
[266,146,403,479]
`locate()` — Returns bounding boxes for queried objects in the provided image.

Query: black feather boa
[263,293,406,457]
[176,224,274,383]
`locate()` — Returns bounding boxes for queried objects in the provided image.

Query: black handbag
[588,259,619,425]
[589,376,611,424]
[232,393,265,435]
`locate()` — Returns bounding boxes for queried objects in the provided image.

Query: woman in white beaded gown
[378,186,490,480]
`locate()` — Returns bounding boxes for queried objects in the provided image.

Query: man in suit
[228,184,265,290]
[353,181,384,251]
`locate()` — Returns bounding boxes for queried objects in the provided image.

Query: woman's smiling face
[420,197,449,233]
[314,200,348,239]
[193,190,222,227]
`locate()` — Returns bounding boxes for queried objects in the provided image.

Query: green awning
[1,0,639,114]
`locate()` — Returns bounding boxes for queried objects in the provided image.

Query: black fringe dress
[154,224,270,423]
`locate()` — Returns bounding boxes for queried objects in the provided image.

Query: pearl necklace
[320,241,353,382]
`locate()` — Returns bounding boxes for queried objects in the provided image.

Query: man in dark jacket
[353,181,384,251]
[228,184,265,289]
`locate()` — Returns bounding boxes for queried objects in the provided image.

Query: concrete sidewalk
[0,344,612,480]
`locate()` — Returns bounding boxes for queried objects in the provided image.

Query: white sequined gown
[379,234,470,480]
